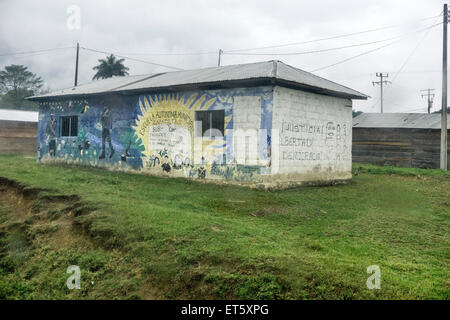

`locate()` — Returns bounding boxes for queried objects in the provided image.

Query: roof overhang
[28,77,368,102]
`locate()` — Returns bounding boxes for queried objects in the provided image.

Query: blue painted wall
[38,86,273,181]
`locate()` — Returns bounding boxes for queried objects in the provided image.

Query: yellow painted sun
[133,93,232,167]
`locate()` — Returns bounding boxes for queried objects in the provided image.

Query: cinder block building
[29,61,367,188]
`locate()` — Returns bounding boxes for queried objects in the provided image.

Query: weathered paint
[37,85,353,188]
[352,127,450,169]
[271,86,353,184]
[0,120,37,155]
[38,86,273,184]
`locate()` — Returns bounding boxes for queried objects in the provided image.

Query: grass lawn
[0,155,449,299]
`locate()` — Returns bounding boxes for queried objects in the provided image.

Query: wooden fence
[352,127,450,169]
[0,120,37,155]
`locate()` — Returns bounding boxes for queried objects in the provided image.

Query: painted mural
[37,86,273,183]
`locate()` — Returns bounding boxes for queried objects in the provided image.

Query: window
[60,115,78,137]
[195,110,224,137]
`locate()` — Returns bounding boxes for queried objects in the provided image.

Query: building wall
[352,127,450,169]
[0,120,37,155]
[37,85,355,187]
[271,86,353,185]
[38,86,273,184]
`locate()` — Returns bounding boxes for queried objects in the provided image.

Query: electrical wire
[115,13,443,56]
[108,50,218,56]
[0,46,74,57]
[0,14,442,58]
[309,22,442,73]
[223,14,442,53]
[71,14,442,57]
[379,13,443,112]
[80,47,183,71]
[389,13,443,84]
[223,36,401,56]
[310,41,400,73]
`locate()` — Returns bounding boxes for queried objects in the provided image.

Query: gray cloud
[0,0,447,113]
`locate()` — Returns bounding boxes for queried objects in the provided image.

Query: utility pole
[421,89,435,114]
[218,49,223,67]
[74,42,79,86]
[372,73,390,113]
[441,4,448,170]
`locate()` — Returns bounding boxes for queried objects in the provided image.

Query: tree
[92,54,129,80]
[0,65,44,109]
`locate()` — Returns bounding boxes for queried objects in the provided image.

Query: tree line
[0,54,129,111]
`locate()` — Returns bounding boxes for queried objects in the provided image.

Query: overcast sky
[0,0,448,112]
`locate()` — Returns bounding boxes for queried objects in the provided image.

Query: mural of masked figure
[46,114,57,157]
[99,107,115,159]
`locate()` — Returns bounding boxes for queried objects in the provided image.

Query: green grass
[352,163,449,177]
[0,155,449,299]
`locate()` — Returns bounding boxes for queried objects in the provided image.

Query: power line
[310,40,400,73]
[80,46,183,71]
[108,14,442,57]
[223,36,401,56]
[389,82,421,91]
[0,14,441,60]
[223,14,442,53]
[107,50,217,56]
[381,13,442,113]
[367,97,380,111]
[91,34,402,58]
[0,46,74,57]
[309,22,442,73]
[389,13,443,84]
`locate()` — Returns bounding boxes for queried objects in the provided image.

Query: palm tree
[92,54,129,80]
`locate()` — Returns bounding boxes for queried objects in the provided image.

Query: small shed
[0,109,38,155]
[353,113,450,169]
[28,60,367,188]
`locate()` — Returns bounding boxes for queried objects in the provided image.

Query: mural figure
[148,156,160,167]
[162,155,171,172]
[198,156,206,179]
[99,107,115,159]
[121,140,132,162]
[198,166,207,179]
[46,114,57,157]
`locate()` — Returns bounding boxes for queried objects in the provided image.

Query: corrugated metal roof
[28,60,367,101]
[0,109,38,122]
[353,113,450,129]
[30,74,151,99]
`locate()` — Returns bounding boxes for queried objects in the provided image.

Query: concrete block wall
[36,85,355,188]
[271,86,352,182]
[233,95,262,165]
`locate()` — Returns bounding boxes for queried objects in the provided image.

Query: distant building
[28,61,367,188]
[0,109,38,155]
[353,113,450,169]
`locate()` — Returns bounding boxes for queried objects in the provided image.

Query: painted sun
[133,93,232,168]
